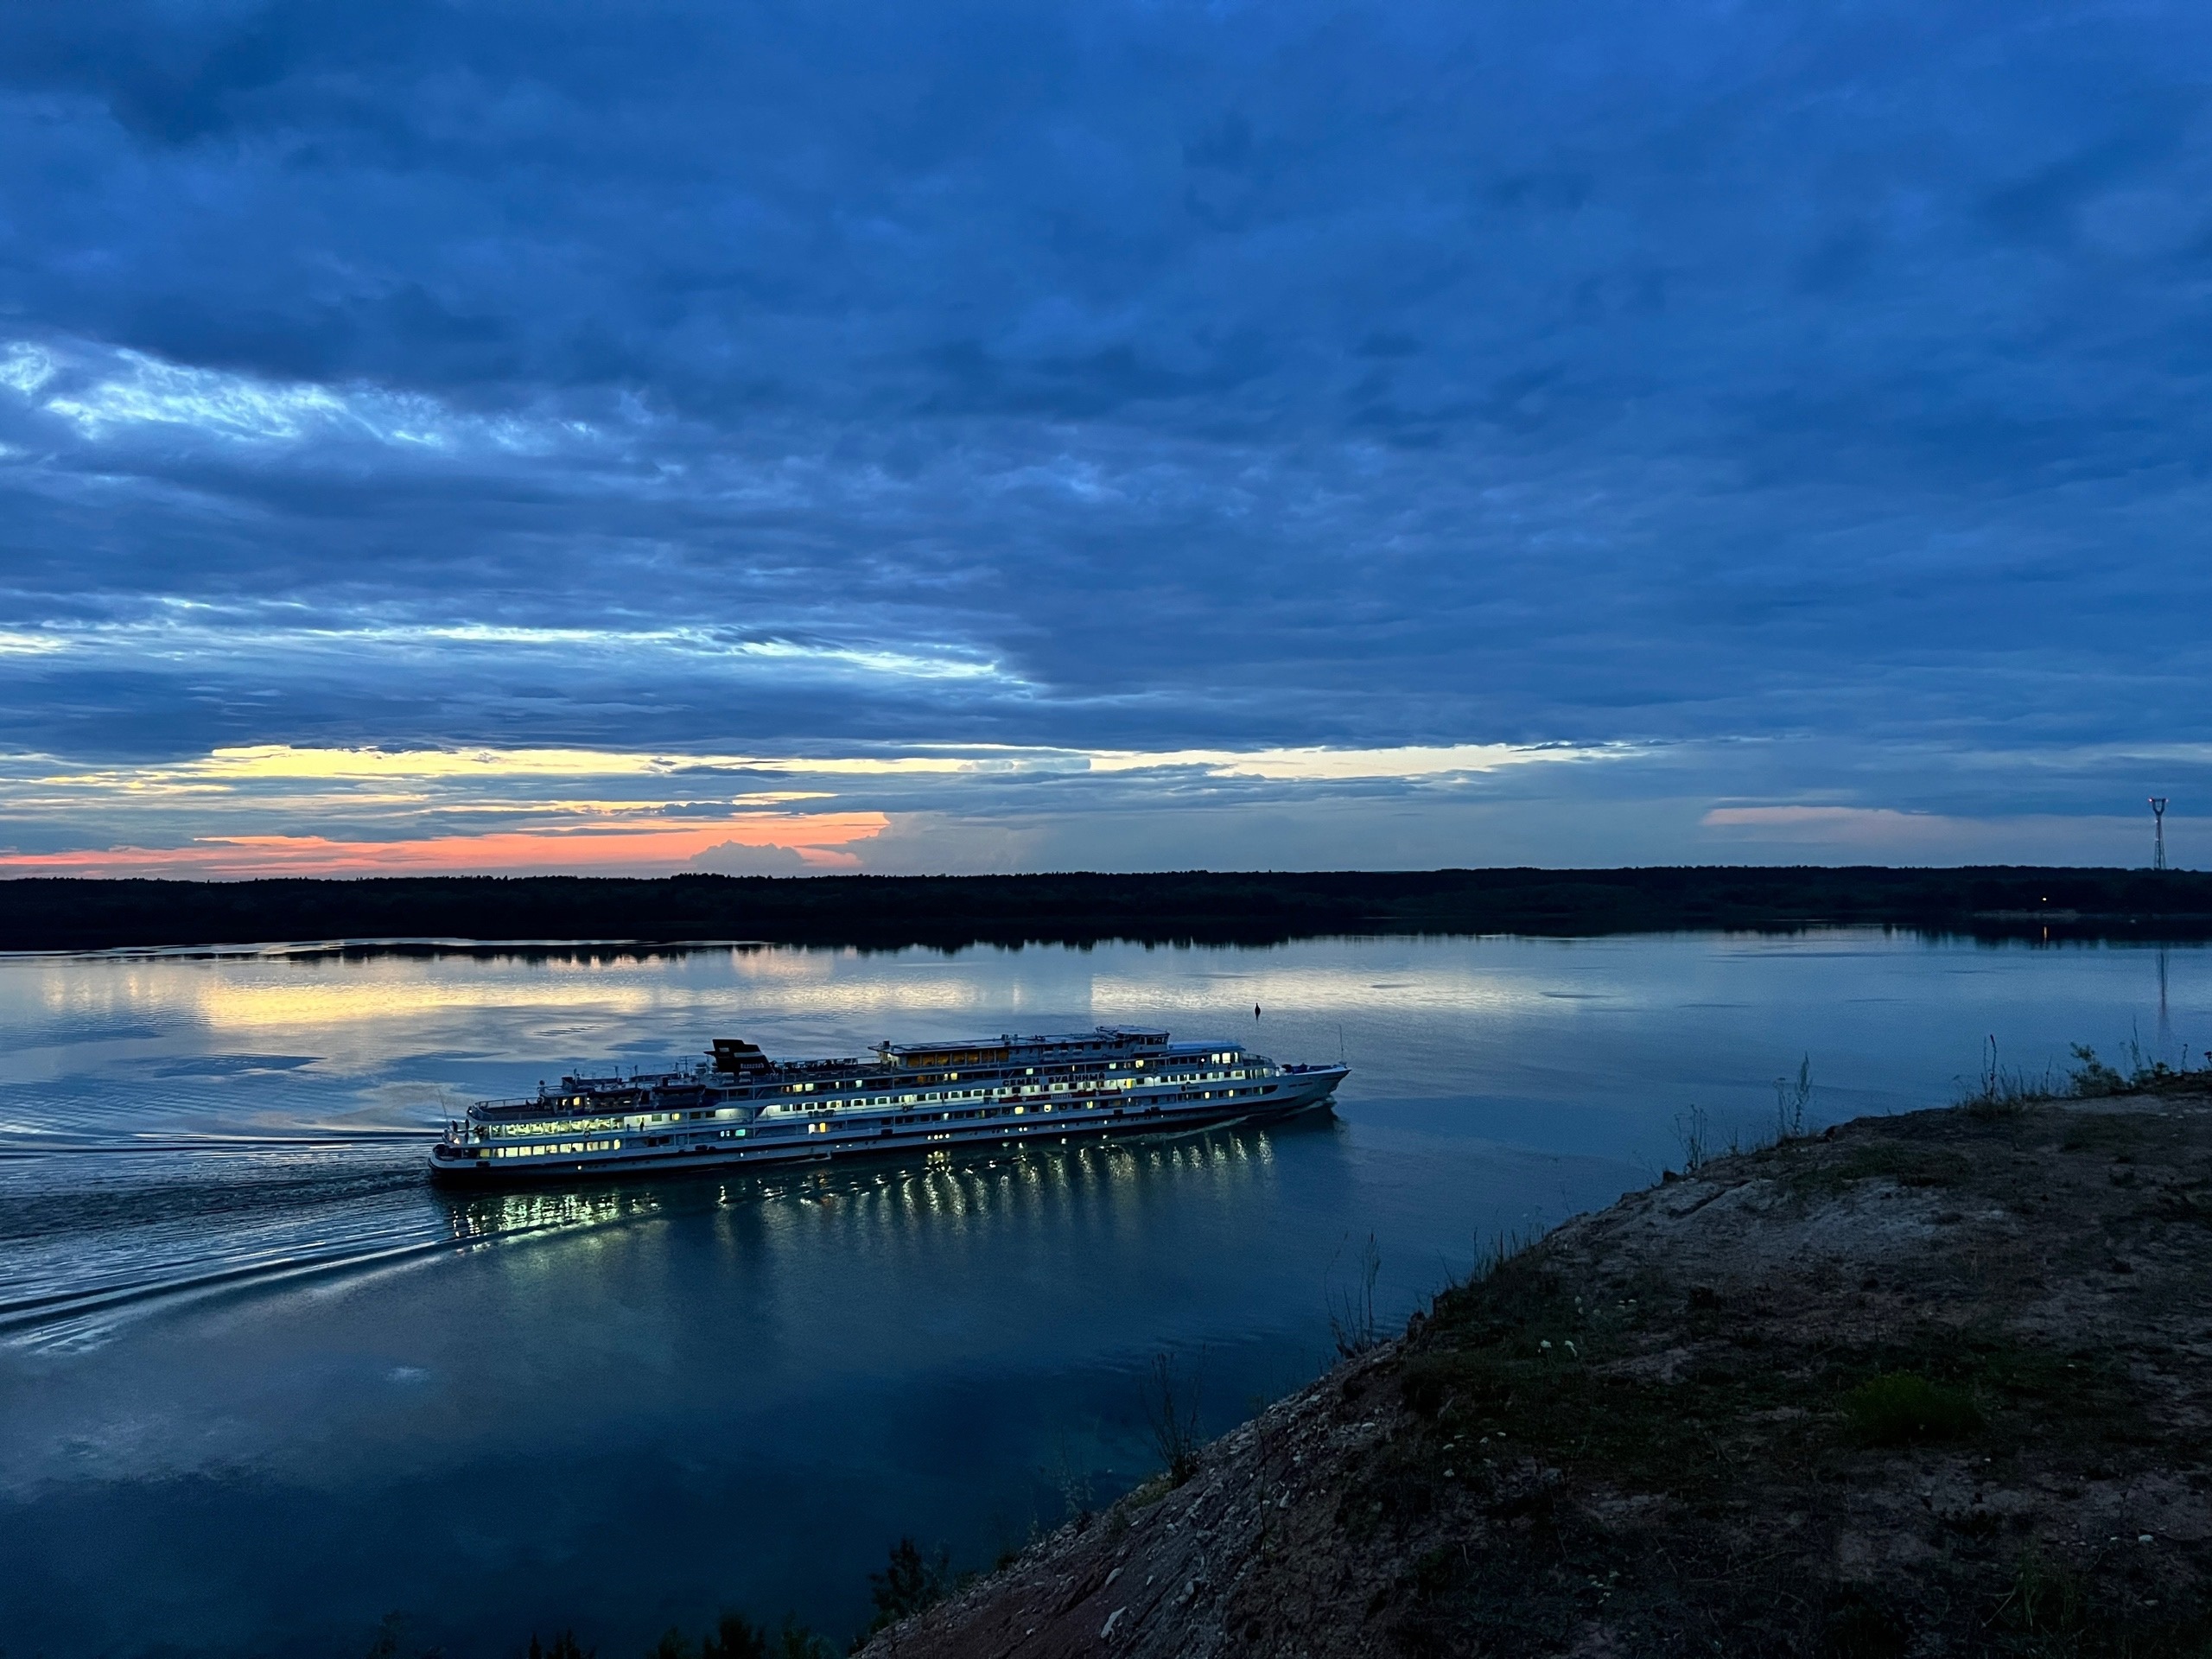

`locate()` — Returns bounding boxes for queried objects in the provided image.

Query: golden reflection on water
[433,1129,1290,1266]
[1090,956,1599,1020]
[13,943,1099,1048]
[4,938,1660,1052]
[445,1182,651,1244]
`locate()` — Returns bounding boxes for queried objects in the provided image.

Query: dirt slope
[862,1090,2212,1658]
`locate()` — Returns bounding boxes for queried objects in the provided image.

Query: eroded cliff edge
[863,1090,2212,1656]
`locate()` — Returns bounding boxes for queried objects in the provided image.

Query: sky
[0,0,2207,877]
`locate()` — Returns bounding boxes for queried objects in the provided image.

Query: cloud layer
[0,2,2206,871]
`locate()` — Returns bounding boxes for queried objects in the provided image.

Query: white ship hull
[429,1026,1346,1185]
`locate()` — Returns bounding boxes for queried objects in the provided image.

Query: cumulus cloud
[689,842,828,876]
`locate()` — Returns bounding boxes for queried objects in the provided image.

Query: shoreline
[5,867,2212,953]
[861,1085,2212,1656]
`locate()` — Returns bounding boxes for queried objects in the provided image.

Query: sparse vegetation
[1042,1433,1096,1526]
[2067,1033,2201,1097]
[1842,1371,1983,1446]
[610,1613,830,1659]
[1993,1550,2087,1647]
[1674,1102,1713,1173]
[508,1593,835,1657]
[1141,1350,1205,1486]
[861,1537,954,1639]
[771,1617,834,1659]
[1789,1138,1972,1194]
[364,1612,443,1658]
[1469,1227,1536,1284]
[1328,1232,1384,1358]
[1776,1054,1814,1141]
[2067,1041,2133,1097]
[1818,1589,1909,1659]
[1959,1033,2205,1116]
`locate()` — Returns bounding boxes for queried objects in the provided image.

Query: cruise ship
[427,1026,1348,1183]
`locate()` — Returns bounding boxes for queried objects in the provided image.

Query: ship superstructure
[428,1026,1347,1183]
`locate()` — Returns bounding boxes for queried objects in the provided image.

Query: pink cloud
[0,813,888,879]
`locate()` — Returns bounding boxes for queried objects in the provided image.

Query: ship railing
[467,1096,563,1119]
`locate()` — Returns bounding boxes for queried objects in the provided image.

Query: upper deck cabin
[740,1027,1206,1097]
[873,1026,1172,1071]
[467,1026,1262,1127]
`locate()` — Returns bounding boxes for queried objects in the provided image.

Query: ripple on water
[0,1141,450,1350]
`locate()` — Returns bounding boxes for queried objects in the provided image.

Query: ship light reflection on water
[427,1133,1281,1268]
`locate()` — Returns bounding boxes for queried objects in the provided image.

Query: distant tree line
[4,867,2211,952]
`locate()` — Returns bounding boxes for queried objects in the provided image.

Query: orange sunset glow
[0,813,890,879]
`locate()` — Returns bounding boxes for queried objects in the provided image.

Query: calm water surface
[0,931,2201,1656]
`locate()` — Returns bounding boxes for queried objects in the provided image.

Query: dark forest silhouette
[3,866,2207,951]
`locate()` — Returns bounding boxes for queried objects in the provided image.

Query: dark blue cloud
[0,0,2209,861]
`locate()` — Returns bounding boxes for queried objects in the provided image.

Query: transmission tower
[2151,797,2169,871]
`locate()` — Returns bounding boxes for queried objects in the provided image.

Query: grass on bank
[1368,1086,2206,1657]
[1842,1371,1984,1446]
[1382,1271,2176,1653]
[1958,1035,2203,1117]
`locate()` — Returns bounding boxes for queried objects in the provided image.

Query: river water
[0,930,2199,1656]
